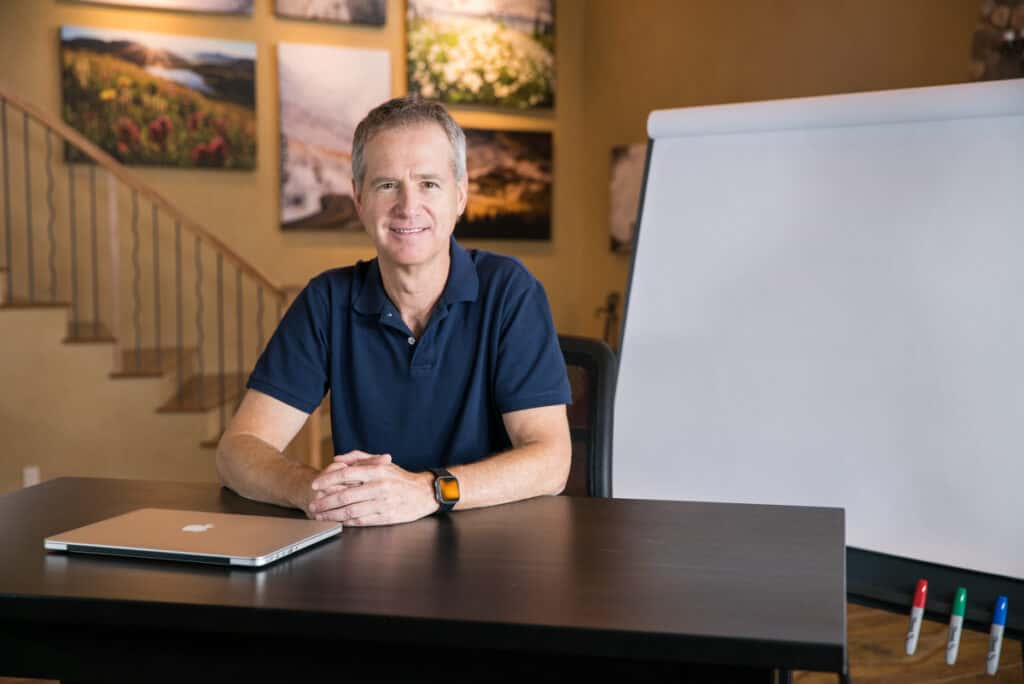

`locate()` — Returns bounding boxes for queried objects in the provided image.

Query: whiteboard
[614,78,1024,581]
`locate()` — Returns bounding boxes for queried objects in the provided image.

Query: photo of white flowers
[407,0,555,110]
[457,128,552,240]
[278,42,390,230]
[275,0,387,27]
[609,143,646,252]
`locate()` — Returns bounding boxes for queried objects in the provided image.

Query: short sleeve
[494,276,572,414]
[246,280,329,413]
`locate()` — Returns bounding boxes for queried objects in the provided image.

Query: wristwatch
[429,467,460,513]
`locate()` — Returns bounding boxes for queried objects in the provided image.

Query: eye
[422,180,439,190]
[377,181,396,191]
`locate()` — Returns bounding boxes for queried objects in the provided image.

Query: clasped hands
[305,451,439,527]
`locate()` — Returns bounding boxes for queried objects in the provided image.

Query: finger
[309,482,383,515]
[319,464,388,488]
[343,513,388,527]
[312,465,371,491]
[333,451,388,466]
[321,498,383,523]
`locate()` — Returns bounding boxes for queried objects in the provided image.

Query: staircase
[0,86,322,493]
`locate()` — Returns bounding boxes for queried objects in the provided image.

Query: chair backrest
[559,335,617,497]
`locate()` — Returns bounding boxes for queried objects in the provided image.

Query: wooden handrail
[0,84,285,299]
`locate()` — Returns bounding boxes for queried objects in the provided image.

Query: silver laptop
[44,508,342,567]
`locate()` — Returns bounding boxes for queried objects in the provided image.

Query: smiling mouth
[389,226,429,235]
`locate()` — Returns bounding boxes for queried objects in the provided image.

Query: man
[216,96,571,526]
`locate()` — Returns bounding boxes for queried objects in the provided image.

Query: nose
[393,184,419,217]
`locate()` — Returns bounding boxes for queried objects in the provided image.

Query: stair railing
[0,85,299,449]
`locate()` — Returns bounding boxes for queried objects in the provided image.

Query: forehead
[363,122,454,176]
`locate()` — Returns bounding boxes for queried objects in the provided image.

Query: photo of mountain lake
[60,25,257,169]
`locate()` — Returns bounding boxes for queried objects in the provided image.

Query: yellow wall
[0,0,587,329]
[577,0,979,342]
[0,0,979,340]
[0,1,982,491]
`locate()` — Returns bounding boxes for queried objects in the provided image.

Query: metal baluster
[130,190,140,370]
[256,286,264,356]
[106,171,121,372]
[68,163,78,336]
[217,253,225,435]
[23,112,33,302]
[175,220,183,406]
[89,166,99,336]
[45,130,56,302]
[152,202,160,368]
[2,100,12,303]
[236,267,243,407]
[194,237,204,409]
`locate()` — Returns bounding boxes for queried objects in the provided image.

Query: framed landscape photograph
[457,128,552,241]
[275,0,387,26]
[69,0,254,14]
[278,42,390,230]
[60,25,257,169]
[407,0,555,110]
[609,143,646,252]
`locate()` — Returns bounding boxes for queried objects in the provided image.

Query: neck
[378,252,451,338]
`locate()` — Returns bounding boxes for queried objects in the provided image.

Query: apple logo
[182,523,214,533]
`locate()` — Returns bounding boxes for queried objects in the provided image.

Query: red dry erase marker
[905,579,928,655]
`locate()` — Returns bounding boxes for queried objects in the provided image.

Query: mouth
[389,226,429,235]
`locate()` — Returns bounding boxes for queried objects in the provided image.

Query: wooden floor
[1,603,1021,683]
[795,603,1024,683]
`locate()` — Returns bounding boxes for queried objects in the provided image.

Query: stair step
[64,320,115,344]
[0,299,70,309]
[158,372,248,413]
[112,347,196,378]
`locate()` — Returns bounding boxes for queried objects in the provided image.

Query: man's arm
[449,403,571,509]
[215,389,319,515]
[307,403,571,525]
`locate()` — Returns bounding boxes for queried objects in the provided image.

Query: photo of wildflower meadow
[407,0,555,110]
[457,128,551,240]
[278,42,390,230]
[60,26,257,169]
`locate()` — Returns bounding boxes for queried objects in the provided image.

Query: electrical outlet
[22,465,40,487]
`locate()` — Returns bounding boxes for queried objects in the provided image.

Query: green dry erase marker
[945,587,967,665]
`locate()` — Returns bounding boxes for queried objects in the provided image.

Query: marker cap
[952,587,967,617]
[993,596,1008,626]
[912,579,928,608]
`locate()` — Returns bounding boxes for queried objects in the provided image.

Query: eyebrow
[369,173,444,186]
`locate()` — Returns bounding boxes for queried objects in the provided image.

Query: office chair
[558,335,616,498]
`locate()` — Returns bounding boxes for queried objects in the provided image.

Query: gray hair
[351,95,467,194]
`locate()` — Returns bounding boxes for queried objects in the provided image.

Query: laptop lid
[44,508,342,567]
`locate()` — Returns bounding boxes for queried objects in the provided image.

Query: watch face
[436,475,460,503]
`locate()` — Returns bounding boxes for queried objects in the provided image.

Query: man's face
[354,122,468,271]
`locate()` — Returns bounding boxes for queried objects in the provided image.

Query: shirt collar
[353,237,478,315]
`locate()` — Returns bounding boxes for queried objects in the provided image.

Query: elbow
[548,439,572,496]
[214,434,234,489]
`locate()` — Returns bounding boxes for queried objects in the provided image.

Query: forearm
[448,438,570,511]
[215,432,319,512]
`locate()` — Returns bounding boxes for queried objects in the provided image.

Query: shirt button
[407,336,416,345]
[386,312,392,317]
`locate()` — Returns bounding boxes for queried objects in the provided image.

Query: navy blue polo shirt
[247,238,570,472]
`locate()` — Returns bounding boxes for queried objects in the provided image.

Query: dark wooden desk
[0,478,846,683]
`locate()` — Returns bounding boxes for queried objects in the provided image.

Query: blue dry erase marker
[986,596,1008,676]
[946,587,967,665]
